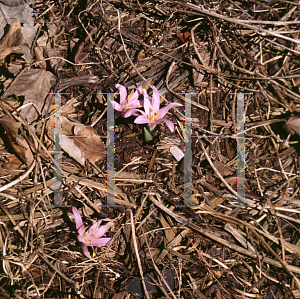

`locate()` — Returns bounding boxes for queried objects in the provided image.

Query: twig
[130,209,151,299]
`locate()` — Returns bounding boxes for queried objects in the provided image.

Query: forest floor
[1,0,300,298]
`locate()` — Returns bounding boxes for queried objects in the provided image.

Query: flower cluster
[112,84,182,132]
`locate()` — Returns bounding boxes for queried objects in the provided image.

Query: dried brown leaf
[34,46,63,73]
[0,20,22,49]
[0,20,23,64]
[4,69,57,124]
[213,160,234,177]
[284,116,300,136]
[46,117,106,166]
[0,115,34,165]
[190,48,211,87]
[73,125,106,164]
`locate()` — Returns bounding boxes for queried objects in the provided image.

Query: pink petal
[152,86,161,112]
[87,221,103,237]
[116,84,127,105]
[124,108,143,118]
[128,85,143,106]
[72,207,85,235]
[148,123,157,131]
[90,223,112,238]
[155,118,175,132]
[157,103,182,119]
[78,235,86,244]
[111,100,123,112]
[89,238,112,247]
[143,92,151,115]
[82,245,89,257]
[134,115,153,125]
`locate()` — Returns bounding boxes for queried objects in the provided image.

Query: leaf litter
[0,0,300,298]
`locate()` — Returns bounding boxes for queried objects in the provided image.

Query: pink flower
[125,86,182,132]
[72,207,113,257]
[111,84,145,117]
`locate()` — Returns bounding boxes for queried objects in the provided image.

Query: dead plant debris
[0,0,300,298]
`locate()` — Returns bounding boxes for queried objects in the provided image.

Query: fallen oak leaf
[0,20,23,48]
[0,115,34,166]
[4,69,57,124]
[72,125,106,164]
[46,116,106,166]
[34,46,65,73]
[0,20,23,64]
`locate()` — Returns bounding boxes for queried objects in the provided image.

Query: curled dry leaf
[213,160,234,177]
[0,156,23,177]
[190,48,211,87]
[73,125,106,164]
[0,20,23,64]
[46,116,106,166]
[34,46,47,69]
[4,69,57,124]
[34,46,64,73]
[0,20,22,48]
[0,115,34,166]
[284,116,300,137]
[176,32,191,43]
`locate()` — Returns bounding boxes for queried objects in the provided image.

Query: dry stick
[180,3,300,102]
[141,226,177,299]
[149,195,300,275]
[0,158,36,192]
[0,202,23,239]
[177,1,300,45]
[0,221,11,254]
[258,179,300,289]
[130,209,151,299]
[38,251,76,286]
[197,134,254,206]
[74,186,101,214]
[115,6,154,90]
[209,23,218,133]
[165,61,209,112]
[146,150,157,179]
[255,216,300,290]
[135,191,150,227]
[0,99,112,212]
[270,137,289,181]
[191,22,206,66]
[211,23,256,76]
[216,33,300,104]
[112,4,189,120]
[259,175,299,216]
[93,222,125,298]
[190,238,233,298]
[115,5,300,99]
[37,249,86,298]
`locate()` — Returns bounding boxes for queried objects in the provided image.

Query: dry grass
[1,0,300,298]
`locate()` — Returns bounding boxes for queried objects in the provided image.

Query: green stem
[143,125,157,142]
